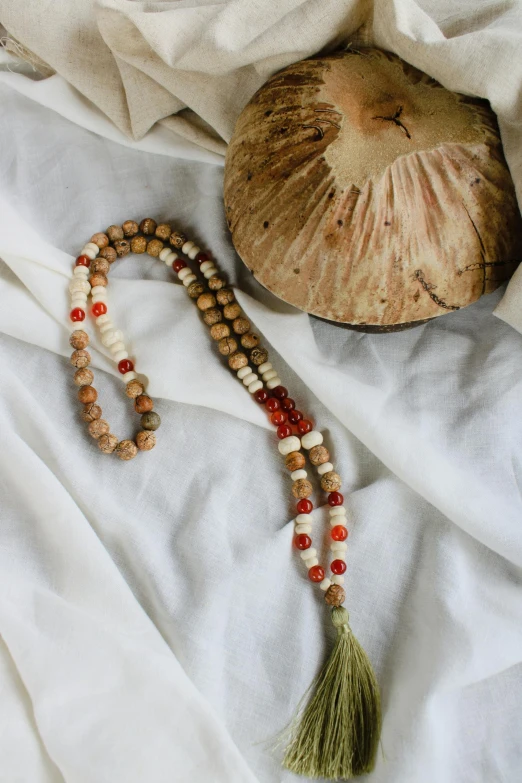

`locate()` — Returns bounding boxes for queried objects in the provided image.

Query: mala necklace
[67,218,381,781]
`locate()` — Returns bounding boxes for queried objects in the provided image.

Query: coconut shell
[224,49,522,329]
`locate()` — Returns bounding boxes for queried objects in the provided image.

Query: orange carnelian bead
[75,255,90,266]
[308,565,325,582]
[288,409,303,424]
[273,385,288,399]
[277,424,292,439]
[92,302,107,317]
[297,498,313,514]
[70,308,86,322]
[331,525,348,541]
[254,389,268,404]
[328,492,344,506]
[118,359,134,374]
[266,398,280,412]
[271,411,287,426]
[331,559,347,575]
[298,419,313,434]
[281,397,295,411]
[294,534,312,550]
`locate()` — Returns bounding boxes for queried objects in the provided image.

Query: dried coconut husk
[224,48,522,330]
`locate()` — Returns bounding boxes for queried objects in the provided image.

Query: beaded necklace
[67,218,381,781]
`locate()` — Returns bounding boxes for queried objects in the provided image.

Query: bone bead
[229,352,248,370]
[88,419,110,439]
[107,225,124,241]
[98,433,119,454]
[291,469,307,481]
[285,451,306,471]
[90,232,109,249]
[278,435,301,455]
[197,293,217,311]
[155,223,172,241]
[70,349,91,368]
[140,218,157,235]
[218,336,237,356]
[309,445,330,465]
[210,323,230,340]
[99,246,117,263]
[317,461,334,476]
[81,403,102,422]
[301,431,323,450]
[292,479,313,499]
[320,471,341,492]
[116,440,138,460]
[74,368,94,386]
[136,431,156,451]
[70,330,89,350]
[131,236,147,253]
[122,220,139,237]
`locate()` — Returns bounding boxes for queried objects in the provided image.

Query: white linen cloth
[0,38,522,783]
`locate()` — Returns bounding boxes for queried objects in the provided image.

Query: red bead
[174,259,187,272]
[297,498,313,514]
[277,424,292,439]
[281,398,295,411]
[195,252,210,265]
[308,565,325,583]
[75,255,90,267]
[254,389,268,404]
[328,492,344,507]
[70,308,86,322]
[266,398,280,412]
[118,359,134,374]
[294,534,312,550]
[91,302,107,317]
[272,385,288,399]
[288,409,303,424]
[271,411,287,426]
[331,559,347,575]
[331,525,348,541]
[298,419,313,434]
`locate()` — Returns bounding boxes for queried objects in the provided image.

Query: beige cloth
[1,0,522,330]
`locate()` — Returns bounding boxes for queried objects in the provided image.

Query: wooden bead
[114,239,130,257]
[223,303,241,320]
[90,258,110,275]
[203,307,222,326]
[90,273,108,288]
[106,225,124,241]
[99,246,117,263]
[130,235,147,254]
[98,433,119,454]
[187,282,205,299]
[136,431,156,451]
[292,478,313,499]
[208,275,225,290]
[240,333,259,349]
[116,439,138,460]
[126,379,145,398]
[141,411,161,430]
[216,288,235,305]
[147,238,164,257]
[70,330,89,350]
[135,395,153,414]
[169,230,187,248]
[140,218,157,235]
[122,220,139,237]
[233,317,250,335]
[324,584,346,607]
[228,352,248,370]
[321,471,342,492]
[90,232,109,249]
[155,223,172,241]
[88,419,110,439]
[210,323,230,340]
[81,403,102,422]
[197,293,217,311]
[70,349,91,368]
[250,347,268,366]
[218,336,238,356]
[285,451,306,472]
[74,368,94,386]
[78,385,97,403]
[309,445,330,466]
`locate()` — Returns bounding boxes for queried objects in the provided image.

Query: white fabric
[1,47,522,783]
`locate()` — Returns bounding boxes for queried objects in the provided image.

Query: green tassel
[282,607,381,780]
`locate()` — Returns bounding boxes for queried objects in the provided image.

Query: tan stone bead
[147,238,164,257]
[228,352,248,370]
[209,323,230,340]
[99,246,117,263]
[114,239,131,257]
[90,232,109,249]
[324,584,346,607]
[218,336,238,356]
[155,223,172,241]
[292,478,313,499]
[203,307,222,326]
[285,451,306,472]
[130,235,147,254]
[250,347,268,366]
[81,403,102,422]
[122,220,139,237]
[240,333,259,349]
[309,445,330,466]
[208,275,225,291]
[320,471,342,492]
[71,349,91,368]
[126,379,145,398]
[78,385,97,404]
[89,273,108,288]
[197,293,217,311]
[134,395,153,414]
[74,367,94,386]
[233,316,250,335]
[90,258,110,275]
[116,439,138,461]
[70,330,89,350]
[223,302,241,320]
[107,225,124,242]
[216,288,235,306]
[98,433,119,454]
[140,218,157,235]
[136,430,156,451]
[88,418,110,439]
[169,230,187,248]
[187,281,205,299]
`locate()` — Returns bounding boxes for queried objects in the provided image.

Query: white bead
[178,266,192,281]
[242,372,258,386]
[296,514,312,524]
[69,279,90,294]
[262,369,278,382]
[332,575,345,585]
[329,506,347,517]
[187,245,200,260]
[301,430,323,450]
[258,362,272,374]
[183,274,197,287]
[317,462,334,476]
[71,297,87,309]
[110,341,125,354]
[84,242,100,256]
[159,247,171,262]
[92,294,107,305]
[91,285,106,296]
[73,265,89,277]
[204,266,218,279]
[82,246,97,260]
[306,557,319,568]
[291,469,307,481]
[69,320,84,331]
[319,578,332,591]
[165,251,177,266]
[99,321,115,334]
[102,330,122,346]
[237,366,251,380]
[266,377,282,390]
[70,291,87,303]
[123,371,137,382]
[331,541,348,552]
[114,350,129,362]
[96,314,110,326]
[300,548,317,561]
[182,240,194,254]
[200,260,214,273]
[278,435,301,455]
[248,380,263,394]
[295,524,312,535]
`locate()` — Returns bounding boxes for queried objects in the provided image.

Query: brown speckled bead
[90,232,109,249]
[197,293,217,311]
[81,403,102,422]
[114,239,130,257]
[88,419,110,439]
[100,246,117,263]
[122,220,139,237]
[309,445,330,466]
[90,273,108,288]
[107,225,124,242]
[210,323,230,340]
[233,317,250,335]
[140,218,157,235]
[71,349,91,368]
[320,471,341,492]
[250,347,268,366]
[218,336,238,356]
[78,385,97,404]
[130,235,147,254]
[240,333,259,349]
[325,584,346,607]
[169,230,187,248]
[285,451,306,472]
[74,368,94,386]
[135,395,153,414]
[292,478,313,499]
[98,433,119,454]
[141,411,161,431]
[223,302,241,320]
[116,439,138,461]
[155,223,172,241]
[147,238,164,257]
[70,330,89,350]
[228,352,248,370]
[126,379,145,398]
[208,275,225,291]
[187,281,205,299]
[203,307,222,326]
[90,258,110,275]
[136,431,156,451]
[216,288,235,306]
